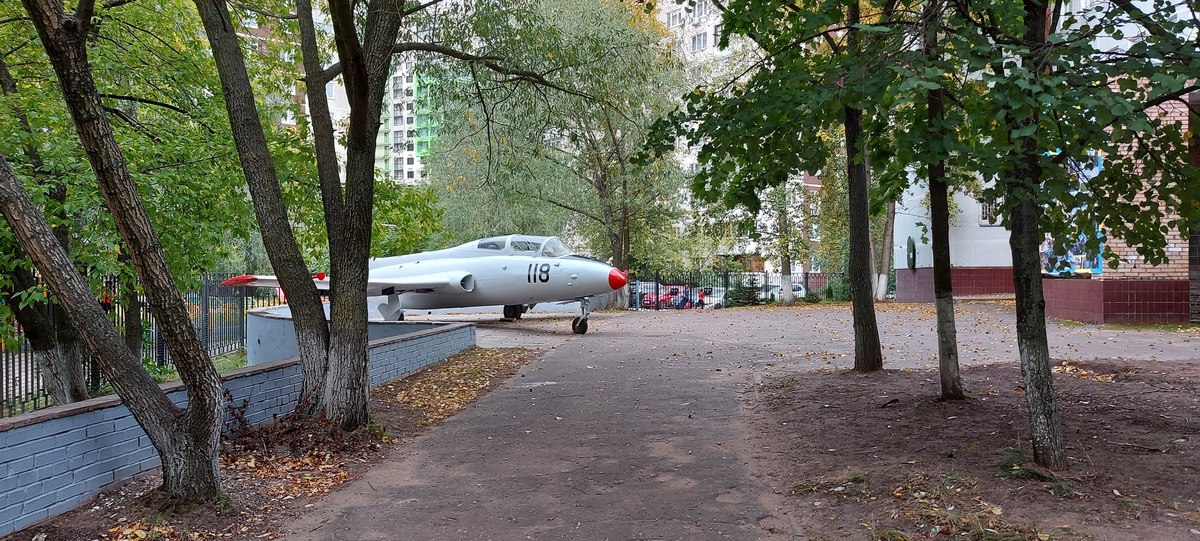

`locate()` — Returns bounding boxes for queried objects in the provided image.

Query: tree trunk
[925,2,965,400]
[843,106,884,372]
[19,0,224,498]
[1004,0,1066,471]
[1189,90,1198,323]
[875,200,895,301]
[8,269,89,404]
[779,203,795,306]
[124,286,145,361]
[1,154,221,498]
[192,0,332,416]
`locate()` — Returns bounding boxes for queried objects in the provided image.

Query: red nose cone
[608,269,628,290]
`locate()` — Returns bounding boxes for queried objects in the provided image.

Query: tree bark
[875,200,895,301]
[18,0,224,498]
[843,106,884,372]
[779,201,795,306]
[191,0,332,417]
[1004,0,1066,470]
[925,1,965,400]
[9,269,89,404]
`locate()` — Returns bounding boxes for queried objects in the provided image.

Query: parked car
[761,283,806,302]
[640,284,687,309]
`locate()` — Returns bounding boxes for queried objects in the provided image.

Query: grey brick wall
[0,322,474,537]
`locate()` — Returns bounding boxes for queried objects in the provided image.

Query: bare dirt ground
[747,359,1200,540]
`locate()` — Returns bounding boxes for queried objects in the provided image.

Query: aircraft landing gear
[502,304,524,320]
[572,297,592,334]
[378,294,405,321]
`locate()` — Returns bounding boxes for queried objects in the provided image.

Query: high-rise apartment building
[375,59,437,185]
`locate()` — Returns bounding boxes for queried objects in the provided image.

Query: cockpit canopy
[372,235,576,268]
[469,235,572,258]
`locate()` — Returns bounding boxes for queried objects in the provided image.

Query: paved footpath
[285,303,1198,540]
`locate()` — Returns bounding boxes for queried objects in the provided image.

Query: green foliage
[722,274,763,307]
[936,0,1200,267]
[270,125,443,268]
[821,274,852,302]
[1,0,254,346]
[425,0,688,270]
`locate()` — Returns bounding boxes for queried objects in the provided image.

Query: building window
[980,199,1003,226]
[326,83,334,98]
[691,33,708,52]
[714,24,723,47]
[694,0,708,19]
[406,74,414,83]
[668,10,683,27]
[406,116,414,125]
[407,157,415,165]
[407,171,414,179]
[406,102,414,111]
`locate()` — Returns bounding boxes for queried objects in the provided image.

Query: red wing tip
[221,275,257,286]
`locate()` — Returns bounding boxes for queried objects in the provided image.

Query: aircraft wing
[221,271,475,295]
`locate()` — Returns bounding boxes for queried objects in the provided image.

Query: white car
[761,283,806,302]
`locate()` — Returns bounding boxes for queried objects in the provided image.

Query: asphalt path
[285,303,1198,540]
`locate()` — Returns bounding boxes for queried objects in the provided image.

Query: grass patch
[993,449,1055,481]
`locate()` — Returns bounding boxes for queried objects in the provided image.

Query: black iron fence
[627,270,850,310]
[1,274,285,417]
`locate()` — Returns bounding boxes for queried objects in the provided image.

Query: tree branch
[231,1,296,20]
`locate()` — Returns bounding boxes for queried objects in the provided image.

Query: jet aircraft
[221,234,627,334]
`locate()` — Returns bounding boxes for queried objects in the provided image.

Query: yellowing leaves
[388,347,538,425]
[1052,361,1116,382]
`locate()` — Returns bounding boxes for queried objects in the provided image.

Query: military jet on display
[221,235,627,334]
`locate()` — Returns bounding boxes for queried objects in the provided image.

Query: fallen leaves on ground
[1052,361,1116,382]
[388,347,538,425]
[223,449,354,500]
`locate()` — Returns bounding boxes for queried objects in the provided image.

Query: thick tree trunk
[924,2,965,400]
[930,166,965,399]
[19,0,224,498]
[192,0,332,417]
[1,154,221,497]
[843,106,884,372]
[1009,198,1065,469]
[1003,0,1066,471]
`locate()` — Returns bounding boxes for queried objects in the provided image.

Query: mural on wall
[1042,151,1104,276]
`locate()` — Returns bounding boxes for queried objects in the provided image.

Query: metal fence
[627,270,849,310]
[1,274,285,418]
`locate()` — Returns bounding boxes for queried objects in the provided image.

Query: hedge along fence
[0,322,476,537]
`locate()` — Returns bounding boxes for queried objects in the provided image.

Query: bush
[723,275,764,308]
[821,275,852,302]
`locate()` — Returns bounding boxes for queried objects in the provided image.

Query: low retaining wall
[895,266,1015,302]
[0,322,475,537]
[1043,277,1190,324]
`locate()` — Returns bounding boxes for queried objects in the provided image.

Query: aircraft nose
[608,268,627,290]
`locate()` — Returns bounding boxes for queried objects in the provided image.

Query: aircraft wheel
[571,317,588,335]
[503,305,521,319]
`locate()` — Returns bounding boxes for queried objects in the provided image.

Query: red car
[640,285,688,309]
